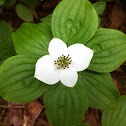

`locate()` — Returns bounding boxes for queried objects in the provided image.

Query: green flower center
[54,55,72,69]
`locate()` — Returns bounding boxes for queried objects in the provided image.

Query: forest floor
[0,0,126,126]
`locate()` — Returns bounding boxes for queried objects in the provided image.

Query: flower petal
[68,43,94,71]
[35,55,59,85]
[48,38,68,60]
[59,66,78,87]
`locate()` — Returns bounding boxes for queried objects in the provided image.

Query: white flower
[34,38,94,87]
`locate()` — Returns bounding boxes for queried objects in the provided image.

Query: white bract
[34,38,94,87]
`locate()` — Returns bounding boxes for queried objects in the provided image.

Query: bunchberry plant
[35,38,93,87]
[0,0,126,126]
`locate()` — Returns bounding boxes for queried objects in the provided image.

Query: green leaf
[0,55,49,103]
[21,0,40,7]
[93,1,106,27]
[102,95,126,126]
[98,17,101,27]
[78,70,120,110]
[12,23,52,58]
[0,0,4,6]
[86,28,126,73]
[16,3,34,22]
[4,0,16,6]
[93,1,106,15]
[0,20,16,65]
[44,83,88,126]
[52,0,98,46]
[41,14,52,27]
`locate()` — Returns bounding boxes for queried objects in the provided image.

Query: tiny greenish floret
[54,54,72,69]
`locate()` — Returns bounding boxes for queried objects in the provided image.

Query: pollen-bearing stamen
[35,38,94,87]
[54,54,72,69]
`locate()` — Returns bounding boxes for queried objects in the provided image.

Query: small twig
[0,105,25,109]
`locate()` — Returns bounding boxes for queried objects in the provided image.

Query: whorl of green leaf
[52,0,98,46]
[86,28,126,73]
[102,95,126,126]
[44,83,88,126]
[0,20,16,65]
[0,55,49,103]
[12,23,53,58]
[78,70,120,110]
